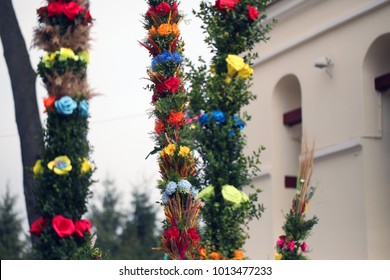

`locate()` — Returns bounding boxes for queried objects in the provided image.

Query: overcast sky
[0,0,211,230]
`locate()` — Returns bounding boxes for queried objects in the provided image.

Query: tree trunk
[0,0,42,243]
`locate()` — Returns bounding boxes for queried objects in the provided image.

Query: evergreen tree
[0,186,28,259]
[89,178,123,258]
[118,187,162,260]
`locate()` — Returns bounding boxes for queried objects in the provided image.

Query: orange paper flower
[167,110,184,127]
[157,23,173,36]
[210,252,222,260]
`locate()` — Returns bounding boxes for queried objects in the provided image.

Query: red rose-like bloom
[167,110,184,127]
[47,2,64,17]
[187,227,200,243]
[301,242,308,252]
[247,5,259,21]
[146,6,156,17]
[156,2,171,16]
[52,215,75,238]
[164,77,181,93]
[277,235,285,248]
[287,240,295,251]
[156,83,167,94]
[74,219,91,238]
[30,217,47,236]
[44,96,56,112]
[63,2,80,20]
[215,0,240,11]
[172,2,178,11]
[155,119,166,135]
[165,227,180,242]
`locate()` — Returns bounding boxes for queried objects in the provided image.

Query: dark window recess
[285,176,297,189]
[283,108,302,126]
[375,72,390,92]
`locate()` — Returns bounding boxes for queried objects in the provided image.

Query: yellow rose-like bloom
[226,54,245,77]
[78,51,90,64]
[224,76,232,84]
[275,252,283,260]
[178,146,190,157]
[164,143,176,156]
[157,23,173,36]
[81,158,93,173]
[221,184,242,205]
[237,63,253,79]
[58,48,77,61]
[42,52,56,68]
[47,156,72,175]
[33,159,44,175]
[171,23,180,36]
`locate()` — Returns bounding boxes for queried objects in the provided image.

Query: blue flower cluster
[161,179,199,204]
[199,110,227,126]
[54,96,89,117]
[151,50,182,71]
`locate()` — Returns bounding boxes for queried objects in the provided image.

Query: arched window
[362,33,390,138]
[272,74,302,192]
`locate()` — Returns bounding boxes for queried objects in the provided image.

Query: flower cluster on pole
[275,138,318,260]
[140,0,202,260]
[187,0,272,259]
[30,0,99,259]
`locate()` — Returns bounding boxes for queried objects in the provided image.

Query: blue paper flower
[152,51,182,71]
[165,181,177,196]
[233,115,245,130]
[199,113,209,126]
[78,100,89,117]
[55,96,77,115]
[178,180,191,193]
[191,187,199,197]
[162,191,169,204]
[210,110,226,124]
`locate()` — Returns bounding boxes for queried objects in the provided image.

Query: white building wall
[244,0,390,259]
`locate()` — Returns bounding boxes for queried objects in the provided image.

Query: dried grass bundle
[33,24,91,52]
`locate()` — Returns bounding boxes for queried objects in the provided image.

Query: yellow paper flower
[275,252,283,260]
[197,185,215,201]
[47,156,72,175]
[224,76,232,84]
[237,63,253,79]
[58,48,77,61]
[33,159,44,175]
[81,158,93,173]
[42,52,56,68]
[78,51,90,64]
[178,146,190,157]
[221,184,243,205]
[226,54,245,76]
[164,143,176,156]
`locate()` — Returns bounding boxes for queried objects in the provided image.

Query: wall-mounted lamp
[314,56,333,77]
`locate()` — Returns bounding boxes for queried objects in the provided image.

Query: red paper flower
[164,77,181,93]
[74,219,91,238]
[287,240,295,251]
[155,119,166,135]
[215,0,240,11]
[156,2,171,16]
[47,2,64,17]
[52,215,75,238]
[187,227,200,243]
[30,217,47,236]
[146,6,156,17]
[247,5,259,21]
[63,2,81,21]
[301,242,308,252]
[172,2,178,11]
[44,96,56,112]
[165,227,180,242]
[167,110,184,127]
[156,83,167,94]
[277,235,285,248]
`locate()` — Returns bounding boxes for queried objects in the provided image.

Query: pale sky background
[0,0,211,231]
